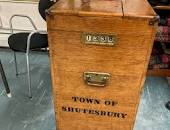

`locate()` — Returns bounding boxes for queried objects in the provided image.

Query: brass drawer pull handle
[84,72,110,87]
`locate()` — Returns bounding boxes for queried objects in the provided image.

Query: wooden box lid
[48,0,157,19]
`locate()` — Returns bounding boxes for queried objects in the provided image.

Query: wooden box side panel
[47,15,153,33]
[47,16,157,130]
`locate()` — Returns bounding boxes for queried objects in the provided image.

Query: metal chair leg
[0,60,11,97]
[26,53,32,98]
[165,101,170,110]
[14,52,19,76]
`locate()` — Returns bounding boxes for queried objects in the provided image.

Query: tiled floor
[0,48,170,130]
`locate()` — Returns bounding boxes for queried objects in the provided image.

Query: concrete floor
[0,49,56,130]
[0,48,170,130]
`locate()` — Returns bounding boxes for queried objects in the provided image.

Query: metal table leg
[0,60,11,97]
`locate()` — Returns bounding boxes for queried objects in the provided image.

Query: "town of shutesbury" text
[62,96,127,119]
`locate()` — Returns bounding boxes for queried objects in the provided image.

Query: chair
[165,101,170,110]
[0,60,11,98]
[8,0,56,98]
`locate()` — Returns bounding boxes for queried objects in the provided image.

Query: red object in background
[167,17,170,26]
[155,26,169,42]
[162,26,169,34]
[161,54,169,63]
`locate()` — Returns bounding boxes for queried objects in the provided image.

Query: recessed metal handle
[84,72,110,87]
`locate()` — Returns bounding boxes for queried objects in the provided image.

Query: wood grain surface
[48,0,123,17]
[47,0,158,130]
[122,0,156,18]
[48,0,156,18]
[147,69,170,77]
[153,6,170,10]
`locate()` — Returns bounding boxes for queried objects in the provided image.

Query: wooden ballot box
[47,0,158,129]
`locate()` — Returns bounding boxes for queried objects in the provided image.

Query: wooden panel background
[47,14,157,130]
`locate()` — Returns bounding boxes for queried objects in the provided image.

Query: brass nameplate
[82,33,117,46]
[84,72,110,87]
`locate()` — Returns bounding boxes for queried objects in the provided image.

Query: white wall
[0,1,46,47]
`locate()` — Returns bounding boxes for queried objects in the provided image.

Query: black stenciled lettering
[105,100,111,106]
[95,110,100,115]
[113,112,118,117]
[112,101,118,106]
[116,113,120,118]
[62,106,67,112]
[94,99,100,104]
[72,97,101,104]
[79,97,85,103]
[101,111,106,116]
[83,109,88,114]
[72,97,78,102]
[89,110,95,114]
[61,106,128,119]
[107,112,113,117]
[75,108,81,113]
[86,98,93,104]
[121,113,127,118]
[104,100,118,106]
[86,98,100,104]
[68,107,74,112]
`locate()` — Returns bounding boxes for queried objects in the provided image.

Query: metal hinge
[149,15,160,26]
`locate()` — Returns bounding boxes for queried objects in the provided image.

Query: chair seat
[8,32,48,52]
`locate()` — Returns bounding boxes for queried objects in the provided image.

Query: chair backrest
[38,0,57,21]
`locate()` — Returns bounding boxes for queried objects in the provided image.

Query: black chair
[8,0,56,98]
[165,101,170,110]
